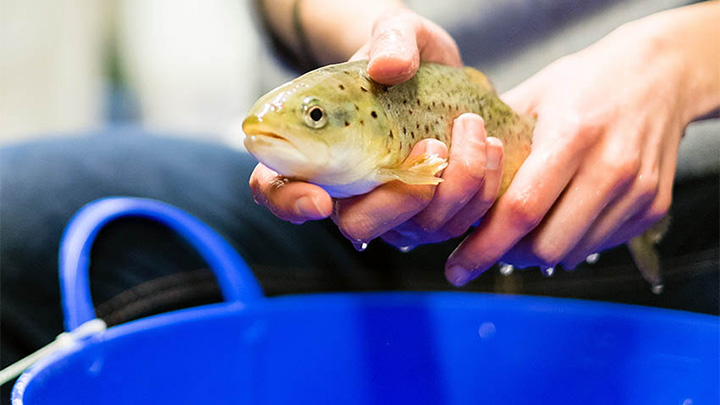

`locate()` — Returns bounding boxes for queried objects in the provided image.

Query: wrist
[620,2,720,125]
[298,0,404,64]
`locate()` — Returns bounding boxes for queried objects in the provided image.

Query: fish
[242,60,666,291]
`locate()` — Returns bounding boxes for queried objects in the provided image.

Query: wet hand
[333,113,504,250]
[444,25,688,286]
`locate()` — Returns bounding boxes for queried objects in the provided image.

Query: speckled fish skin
[242,60,534,198]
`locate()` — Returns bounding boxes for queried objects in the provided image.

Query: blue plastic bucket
[12,198,719,404]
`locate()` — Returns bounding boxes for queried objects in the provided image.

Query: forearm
[260,0,404,65]
[621,1,720,124]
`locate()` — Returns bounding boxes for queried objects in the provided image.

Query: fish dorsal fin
[463,67,495,93]
[377,153,447,185]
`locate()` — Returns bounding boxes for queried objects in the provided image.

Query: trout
[242,60,665,290]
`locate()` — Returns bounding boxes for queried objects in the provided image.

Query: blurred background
[0,0,716,178]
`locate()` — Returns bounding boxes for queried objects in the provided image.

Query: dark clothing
[2,134,717,398]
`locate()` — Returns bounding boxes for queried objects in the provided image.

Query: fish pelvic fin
[377,153,448,185]
[463,67,495,92]
[627,215,671,294]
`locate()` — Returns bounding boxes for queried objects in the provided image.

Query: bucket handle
[59,197,264,332]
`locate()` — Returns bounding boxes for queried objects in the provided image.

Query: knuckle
[465,159,487,182]
[505,194,544,232]
[531,242,564,267]
[405,186,436,208]
[645,197,671,223]
[606,155,641,185]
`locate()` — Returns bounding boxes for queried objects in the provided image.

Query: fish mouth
[242,117,291,144]
[248,129,288,142]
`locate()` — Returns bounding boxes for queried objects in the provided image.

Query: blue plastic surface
[58,197,263,331]
[13,197,720,404]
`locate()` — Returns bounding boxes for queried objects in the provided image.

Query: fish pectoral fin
[378,153,448,185]
[627,215,671,293]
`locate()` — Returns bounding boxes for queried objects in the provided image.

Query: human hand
[444,23,693,285]
[250,8,505,242]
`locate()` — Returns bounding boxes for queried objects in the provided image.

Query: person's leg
[0,132,389,398]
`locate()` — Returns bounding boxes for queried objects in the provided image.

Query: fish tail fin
[627,215,671,294]
[463,67,495,92]
[377,153,448,185]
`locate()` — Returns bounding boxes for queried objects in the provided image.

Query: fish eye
[309,106,324,122]
[303,98,327,129]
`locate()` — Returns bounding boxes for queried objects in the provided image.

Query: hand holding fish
[445,2,720,285]
[249,7,505,239]
[248,2,718,288]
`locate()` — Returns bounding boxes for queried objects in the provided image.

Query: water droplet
[352,241,368,252]
[682,399,693,405]
[651,284,664,295]
[585,253,600,264]
[499,262,514,276]
[541,267,555,277]
[478,322,496,339]
[398,246,415,253]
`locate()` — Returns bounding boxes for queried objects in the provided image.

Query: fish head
[243,61,390,183]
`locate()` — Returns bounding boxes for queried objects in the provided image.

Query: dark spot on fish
[416,99,421,106]
[424,124,429,133]
[360,86,368,92]
[432,101,436,107]
[360,119,364,126]
[440,101,445,108]
[344,121,350,127]
[371,111,377,118]
[389,130,394,139]
[386,103,391,109]
[411,131,415,138]
[402,127,407,134]
[427,105,431,112]
[416,123,420,129]
[408,109,413,115]
[402,99,407,104]
[354,104,359,111]
[339,84,345,90]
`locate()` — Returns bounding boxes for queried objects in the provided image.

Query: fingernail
[446,265,474,287]
[294,196,321,217]
[486,139,502,170]
[453,115,466,135]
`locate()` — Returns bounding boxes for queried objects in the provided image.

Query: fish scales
[369,62,533,194]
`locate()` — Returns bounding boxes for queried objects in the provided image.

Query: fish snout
[242,115,261,135]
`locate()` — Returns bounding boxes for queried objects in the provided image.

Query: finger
[444,119,584,286]
[249,164,333,223]
[366,9,460,85]
[382,137,501,250]
[388,137,503,249]
[439,136,504,240]
[398,113,488,234]
[564,134,677,268]
[332,139,447,242]
[502,133,641,268]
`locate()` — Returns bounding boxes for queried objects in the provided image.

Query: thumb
[366,10,420,85]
